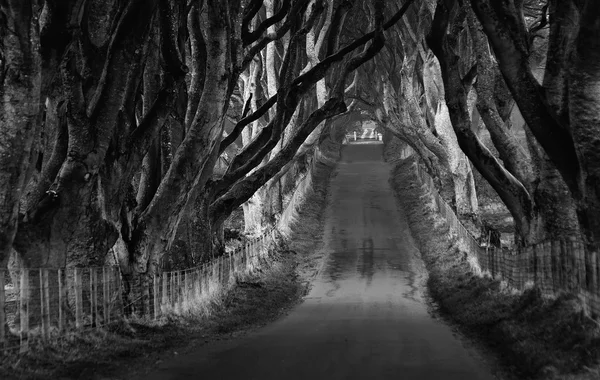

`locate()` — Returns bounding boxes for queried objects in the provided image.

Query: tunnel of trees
[1,0,599,291]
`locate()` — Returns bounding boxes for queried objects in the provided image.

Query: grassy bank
[1,142,339,380]
[0,251,306,380]
[391,159,600,380]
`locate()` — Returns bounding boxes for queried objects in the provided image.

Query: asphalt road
[145,143,495,380]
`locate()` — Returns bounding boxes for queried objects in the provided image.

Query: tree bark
[429,0,533,243]
[568,0,600,250]
[467,11,534,186]
[422,53,478,216]
[211,97,347,227]
[129,1,234,274]
[470,0,581,197]
[14,0,159,267]
[0,0,43,265]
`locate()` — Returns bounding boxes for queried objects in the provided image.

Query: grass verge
[391,158,600,380]
[1,143,338,380]
[0,251,306,380]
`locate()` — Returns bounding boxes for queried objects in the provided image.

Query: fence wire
[0,231,274,353]
[413,162,600,317]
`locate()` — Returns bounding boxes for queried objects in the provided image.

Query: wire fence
[413,162,600,318]
[0,230,274,353]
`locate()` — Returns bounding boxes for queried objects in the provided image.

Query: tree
[0,0,43,265]
[470,0,600,251]
[1,0,419,285]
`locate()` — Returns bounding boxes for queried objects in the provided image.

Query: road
[144,143,495,380]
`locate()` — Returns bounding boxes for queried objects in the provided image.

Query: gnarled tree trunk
[0,0,43,265]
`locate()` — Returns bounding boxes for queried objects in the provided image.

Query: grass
[0,251,306,380]
[391,159,600,380]
[0,145,335,380]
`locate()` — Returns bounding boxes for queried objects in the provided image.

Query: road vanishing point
[144,143,495,380]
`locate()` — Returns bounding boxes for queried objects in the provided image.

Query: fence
[0,230,274,353]
[413,162,600,318]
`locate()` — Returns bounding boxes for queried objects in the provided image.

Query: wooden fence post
[58,269,66,330]
[186,270,190,306]
[550,241,558,292]
[219,256,224,285]
[142,274,150,317]
[228,253,232,283]
[153,274,159,319]
[229,252,234,281]
[569,239,577,291]
[162,272,168,312]
[181,271,186,311]
[207,264,213,295]
[200,266,205,297]
[175,271,180,309]
[169,272,174,308]
[591,250,598,293]
[183,271,189,311]
[102,267,109,325]
[579,241,586,290]
[174,271,179,312]
[194,267,200,301]
[171,272,175,310]
[40,269,50,339]
[575,241,583,290]
[178,271,183,313]
[20,269,29,353]
[74,267,83,329]
[111,267,119,320]
[0,270,5,348]
[200,266,205,295]
[117,268,125,318]
[93,268,100,327]
[222,257,227,286]
[244,243,248,268]
[531,244,540,287]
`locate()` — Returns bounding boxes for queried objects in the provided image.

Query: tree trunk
[429,0,533,244]
[14,0,159,268]
[129,2,233,275]
[568,0,600,251]
[470,0,581,194]
[211,98,348,227]
[0,0,43,265]
[423,55,478,216]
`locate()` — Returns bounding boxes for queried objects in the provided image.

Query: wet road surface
[145,143,495,380]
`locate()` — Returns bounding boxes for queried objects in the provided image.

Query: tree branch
[185,1,207,128]
[431,0,534,240]
[241,0,264,44]
[470,0,581,196]
[219,93,277,154]
[293,0,416,94]
[462,63,478,92]
[240,0,314,72]
[243,0,291,46]
[210,97,347,224]
[86,0,158,118]
[159,0,188,76]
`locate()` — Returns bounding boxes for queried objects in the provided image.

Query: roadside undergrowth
[0,251,305,380]
[277,141,341,289]
[1,142,340,380]
[391,158,600,380]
